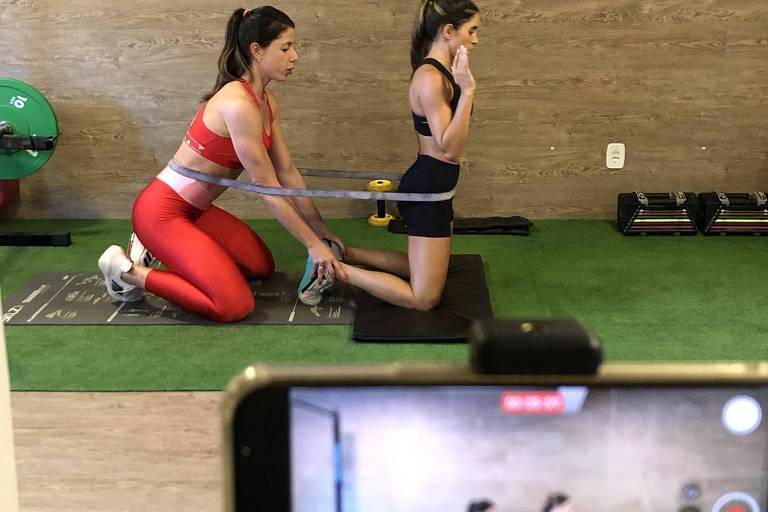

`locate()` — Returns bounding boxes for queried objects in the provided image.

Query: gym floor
[4,217,768,510]
[4,218,768,390]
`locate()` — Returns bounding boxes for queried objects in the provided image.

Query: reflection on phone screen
[289,386,768,512]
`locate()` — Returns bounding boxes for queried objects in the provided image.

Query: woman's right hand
[308,240,347,283]
[452,45,476,92]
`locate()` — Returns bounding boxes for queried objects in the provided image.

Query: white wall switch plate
[606,143,625,169]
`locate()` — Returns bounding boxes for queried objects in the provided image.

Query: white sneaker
[128,232,155,267]
[98,245,144,302]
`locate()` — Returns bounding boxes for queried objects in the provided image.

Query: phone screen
[288,385,768,512]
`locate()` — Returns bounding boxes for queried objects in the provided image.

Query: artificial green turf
[1,218,767,391]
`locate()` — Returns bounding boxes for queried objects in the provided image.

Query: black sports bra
[411,58,461,137]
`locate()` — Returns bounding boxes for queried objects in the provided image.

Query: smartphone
[222,363,768,512]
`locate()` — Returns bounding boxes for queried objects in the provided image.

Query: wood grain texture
[1,0,766,219]
[12,392,222,512]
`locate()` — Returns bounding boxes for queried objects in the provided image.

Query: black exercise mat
[388,216,532,235]
[352,254,493,343]
[3,271,357,325]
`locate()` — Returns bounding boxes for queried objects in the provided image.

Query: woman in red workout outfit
[98,6,345,323]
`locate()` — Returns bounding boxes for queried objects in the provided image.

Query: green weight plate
[0,78,58,179]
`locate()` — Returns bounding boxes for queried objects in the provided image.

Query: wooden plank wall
[2,0,767,219]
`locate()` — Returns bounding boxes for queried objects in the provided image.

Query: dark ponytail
[203,6,295,101]
[410,0,479,71]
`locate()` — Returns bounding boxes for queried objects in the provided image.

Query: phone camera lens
[681,483,701,500]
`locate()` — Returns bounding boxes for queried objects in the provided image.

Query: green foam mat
[2,218,767,391]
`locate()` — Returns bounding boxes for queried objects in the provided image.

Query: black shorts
[396,154,460,238]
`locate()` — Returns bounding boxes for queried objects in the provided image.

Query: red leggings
[132,179,275,323]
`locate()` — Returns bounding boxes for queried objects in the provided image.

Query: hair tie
[243,8,249,16]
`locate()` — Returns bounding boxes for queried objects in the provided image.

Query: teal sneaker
[326,238,343,261]
[297,238,342,306]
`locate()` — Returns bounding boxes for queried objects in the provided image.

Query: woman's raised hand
[452,45,476,92]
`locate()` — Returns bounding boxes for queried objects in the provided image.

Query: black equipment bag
[698,191,768,236]
[617,192,699,236]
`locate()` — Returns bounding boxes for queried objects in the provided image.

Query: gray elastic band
[299,168,405,181]
[167,160,455,202]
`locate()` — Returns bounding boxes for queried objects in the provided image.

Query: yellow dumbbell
[367,179,395,227]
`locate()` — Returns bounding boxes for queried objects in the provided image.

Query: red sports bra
[183,80,273,169]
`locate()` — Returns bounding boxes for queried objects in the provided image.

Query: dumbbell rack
[699,191,768,236]
[617,191,699,236]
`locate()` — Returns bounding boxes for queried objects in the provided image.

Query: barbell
[0,78,59,180]
[0,78,70,246]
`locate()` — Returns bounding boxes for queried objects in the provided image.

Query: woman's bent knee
[211,289,255,323]
[242,259,275,280]
[412,294,441,312]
